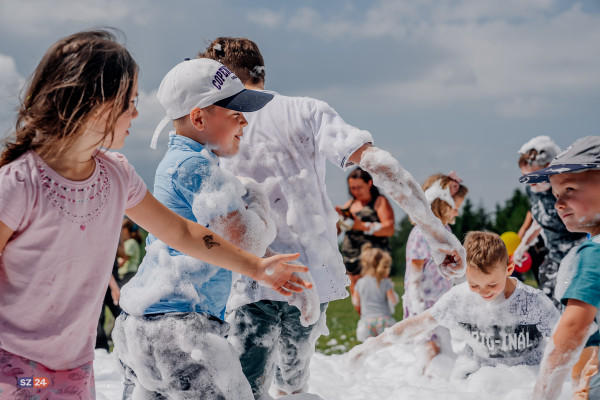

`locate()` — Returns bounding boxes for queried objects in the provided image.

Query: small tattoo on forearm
[203,235,221,249]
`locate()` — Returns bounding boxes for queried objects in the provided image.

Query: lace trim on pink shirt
[37,157,111,230]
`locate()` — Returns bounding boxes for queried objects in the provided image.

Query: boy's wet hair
[199,37,265,86]
[464,231,508,274]
[0,29,138,167]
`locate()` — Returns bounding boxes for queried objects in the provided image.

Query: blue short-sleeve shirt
[121,134,242,319]
[561,236,600,312]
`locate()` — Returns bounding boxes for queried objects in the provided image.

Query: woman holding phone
[336,167,395,303]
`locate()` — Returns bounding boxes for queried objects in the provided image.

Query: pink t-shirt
[0,150,147,370]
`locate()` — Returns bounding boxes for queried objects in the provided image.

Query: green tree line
[389,188,530,276]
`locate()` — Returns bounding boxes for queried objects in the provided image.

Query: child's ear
[190,108,205,131]
[506,261,515,277]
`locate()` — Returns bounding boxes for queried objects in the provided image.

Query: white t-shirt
[430,279,560,367]
[221,91,374,304]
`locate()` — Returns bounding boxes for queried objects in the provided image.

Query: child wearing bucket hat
[515,136,587,309]
[111,58,312,399]
[526,136,600,400]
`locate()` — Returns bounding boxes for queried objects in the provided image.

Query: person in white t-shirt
[199,37,467,398]
[349,231,560,379]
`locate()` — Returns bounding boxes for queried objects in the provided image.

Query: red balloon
[513,252,532,273]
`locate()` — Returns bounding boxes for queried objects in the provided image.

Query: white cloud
[0,53,25,137]
[274,1,600,118]
[496,97,566,118]
[0,0,132,36]
[247,9,284,29]
[280,0,562,40]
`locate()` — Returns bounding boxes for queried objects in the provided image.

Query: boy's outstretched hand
[440,249,464,276]
[252,253,313,296]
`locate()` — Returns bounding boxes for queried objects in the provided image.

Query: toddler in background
[353,243,399,342]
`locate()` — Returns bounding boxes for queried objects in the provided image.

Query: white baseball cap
[151,58,273,149]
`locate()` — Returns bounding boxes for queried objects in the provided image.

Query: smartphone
[339,208,353,219]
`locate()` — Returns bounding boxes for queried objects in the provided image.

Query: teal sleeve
[562,242,600,310]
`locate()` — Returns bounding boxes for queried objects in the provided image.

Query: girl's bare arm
[126,191,312,296]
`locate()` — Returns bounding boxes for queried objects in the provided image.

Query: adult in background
[95,257,121,351]
[337,167,394,301]
[118,218,143,285]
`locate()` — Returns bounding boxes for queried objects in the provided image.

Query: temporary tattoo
[203,235,221,249]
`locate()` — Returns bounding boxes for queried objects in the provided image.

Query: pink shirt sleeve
[0,161,34,231]
[110,152,148,209]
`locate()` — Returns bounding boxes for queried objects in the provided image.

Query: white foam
[94,341,573,399]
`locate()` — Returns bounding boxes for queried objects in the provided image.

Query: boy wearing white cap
[112,58,311,400]
[200,38,467,398]
[522,136,600,400]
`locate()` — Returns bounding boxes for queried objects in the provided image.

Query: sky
[1,0,599,220]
